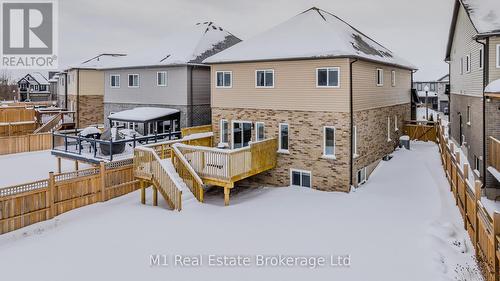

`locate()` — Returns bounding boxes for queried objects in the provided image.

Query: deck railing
[173,138,278,182]
[489,137,500,172]
[172,145,205,202]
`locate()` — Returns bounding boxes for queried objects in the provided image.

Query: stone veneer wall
[74,95,104,128]
[212,107,351,192]
[104,103,211,129]
[352,103,410,185]
[449,93,484,178]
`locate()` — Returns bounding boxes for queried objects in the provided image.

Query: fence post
[493,212,500,281]
[455,151,461,167]
[48,172,56,218]
[474,180,481,252]
[100,161,106,202]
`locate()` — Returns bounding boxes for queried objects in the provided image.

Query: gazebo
[108,107,181,136]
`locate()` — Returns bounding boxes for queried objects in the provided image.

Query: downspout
[349,58,358,188]
[189,66,194,127]
[475,37,488,182]
[77,69,80,128]
[411,70,416,120]
[64,73,68,109]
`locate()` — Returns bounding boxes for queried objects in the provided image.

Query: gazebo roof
[108,107,180,122]
[485,79,500,94]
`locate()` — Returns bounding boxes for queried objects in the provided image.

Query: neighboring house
[57,54,126,128]
[17,73,51,102]
[445,0,500,197]
[204,7,415,191]
[413,74,450,114]
[100,22,241,130]
[48,71,59,101]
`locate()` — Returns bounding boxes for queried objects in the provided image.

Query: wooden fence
[0,107,36,123]
[437,120,500,281]
[0,133,52,155]
[0,158,138,235]
[404,120,437,142]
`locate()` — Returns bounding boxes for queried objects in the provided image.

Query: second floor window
[391,70,396,87]
[128,74,139,88]
[110,75,120,88]
[376,69,383,86]
[466,54,471,73]
[157,72,167,86]
[216,71,232,88]
[497,44,500,68]
[317,67,340,87]
[479,47,484,69]
[256,70,274,88]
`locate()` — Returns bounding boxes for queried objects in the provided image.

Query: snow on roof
[108,107,179,122]
[204,7,415,69]
[29,73,49,85]
[485,79,500,93]
[68,53,127,70]
[417,91,438,98]
[461,0,500,34]
[99,22,240,69]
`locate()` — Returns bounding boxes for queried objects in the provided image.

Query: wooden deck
[133,128,277,207]
[489,136,500,172]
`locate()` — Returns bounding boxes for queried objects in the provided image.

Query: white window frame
[394,115,399,131]
[466,105,471,125]
[322,126,336,159]
[353,125,358,158]
[357,167,367,185]
[278,123,289,153]
[219,119,229,146]
[255,122,265,142]
[290,169,312,188]
[376,68,384,86]
[466,54,471,73]
[391,70,396,87]
[215,71,232,88]
[231,120,253,149]
[128,74,140,88]
[479,47,484,69]
[110,74,120,88]
[316,67,340,88]
[387,116,391,142]
[497,45,500,68]
[255,69,274,88]
[157,71,167,87]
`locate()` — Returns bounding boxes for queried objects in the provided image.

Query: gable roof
[99,22,240,70]
[18,73,49,85]
[445,0,500,60]
[203,7,415,70]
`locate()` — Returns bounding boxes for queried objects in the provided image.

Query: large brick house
[204,7,415,191]
[445,0,500,198]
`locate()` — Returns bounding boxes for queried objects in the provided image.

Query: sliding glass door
[232,121,252,149]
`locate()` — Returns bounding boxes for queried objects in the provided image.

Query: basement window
[357,167,367,185]
[291,169,311,188]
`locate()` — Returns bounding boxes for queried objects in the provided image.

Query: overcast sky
[17,0,456,81]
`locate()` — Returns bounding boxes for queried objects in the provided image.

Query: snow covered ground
[0,142,480,281]
[417,106,439,121]
[0,150,91,187]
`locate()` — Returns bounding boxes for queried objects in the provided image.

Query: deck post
[140,180,146,205]
[224,186,231,206]
[57,157,61,174]
[100,161,106,202]
[48,172,55,218]
[153,186,158,206]
[493,212,500,280]
[74,160,79,171]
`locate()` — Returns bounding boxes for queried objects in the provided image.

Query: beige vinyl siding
[79,70,105,96]
[352,60,411,111]
[489,36,500,83]
[449,4,484,97]
[211,58,350,112]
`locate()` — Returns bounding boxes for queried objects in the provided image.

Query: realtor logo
[1,0,58,69]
